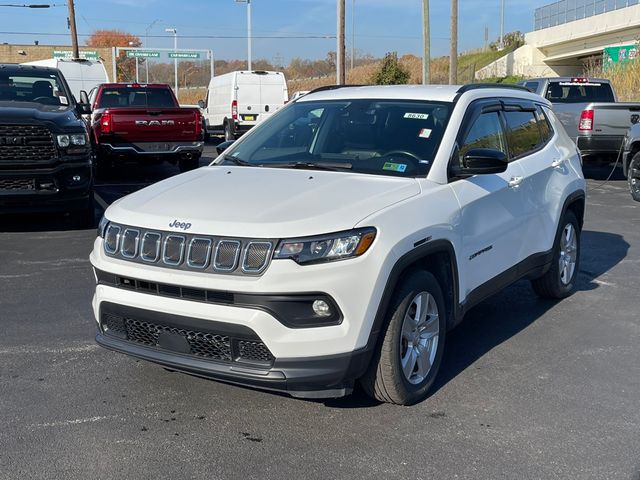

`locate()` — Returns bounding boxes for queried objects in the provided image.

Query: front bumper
[0,159,92,213]
[96,301,370,398]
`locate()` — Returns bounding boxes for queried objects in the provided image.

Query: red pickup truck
[89,83,203,174]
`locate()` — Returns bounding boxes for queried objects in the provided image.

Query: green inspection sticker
[383,162,407,172]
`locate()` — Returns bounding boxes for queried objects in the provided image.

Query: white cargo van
[22,58,109,102]
[200,70,288,140]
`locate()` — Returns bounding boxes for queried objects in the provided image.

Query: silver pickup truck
[519,77,640,163]
[622,125,640,201]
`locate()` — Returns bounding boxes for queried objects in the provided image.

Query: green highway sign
[53,50,99,60]
[168,52,201,59]
[126,50,161,58]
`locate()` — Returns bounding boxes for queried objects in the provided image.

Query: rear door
[259,73,287,122]
[236,73,261,125]
[449,101,528,297]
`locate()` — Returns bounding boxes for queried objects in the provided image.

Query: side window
[536,106,553,142]
[503,110,543,159]
[459,111,507,165]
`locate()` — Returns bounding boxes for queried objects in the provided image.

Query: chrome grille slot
[214,240,241,271]
[101,223,274,276]
[141,232,161,262]
[187,238,212,269]
[121,229,140,258]
[104,225,121,254]
[163,235,185,266]
[242,242,273,273]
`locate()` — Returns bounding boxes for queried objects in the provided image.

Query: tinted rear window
[545,81,615,103]
[97,87,176,108]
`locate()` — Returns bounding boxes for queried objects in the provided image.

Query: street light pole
[166,27,178,98]
[235,0,252,71]
[145,19,160,83]
[350,0,355,71]
[422,0,430,85]
[499,0,505,50]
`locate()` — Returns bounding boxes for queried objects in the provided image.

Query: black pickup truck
[0,64,94,224]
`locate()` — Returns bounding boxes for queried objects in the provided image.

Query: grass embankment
[585,60,640,102]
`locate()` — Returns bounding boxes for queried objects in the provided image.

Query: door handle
[551,158,564,168]
[508,176,523,188]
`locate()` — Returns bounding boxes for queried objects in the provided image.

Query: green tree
[372,52,410,85]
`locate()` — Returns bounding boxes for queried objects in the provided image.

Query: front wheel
[628,152,640,202]
[531,210,580,298]
[361,270,446,405]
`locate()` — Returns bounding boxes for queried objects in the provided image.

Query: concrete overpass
[476,1,640,79]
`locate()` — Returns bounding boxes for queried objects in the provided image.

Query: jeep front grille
[0,124,57,163]
[103,223,274,276]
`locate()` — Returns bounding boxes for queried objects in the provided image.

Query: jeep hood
[106,166,421,238]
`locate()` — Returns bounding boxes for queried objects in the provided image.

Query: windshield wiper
[265,161,353,172]
[221,154,253,167]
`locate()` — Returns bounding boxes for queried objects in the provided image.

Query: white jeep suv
[90,84,586,405]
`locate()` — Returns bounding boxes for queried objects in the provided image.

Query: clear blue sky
[1,0,551,62]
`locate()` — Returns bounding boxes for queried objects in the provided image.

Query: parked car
[519,77,640,163]
[22,58,109,104]
[199,70,288,141]
[89,83,204,174]
[621,124,640,201]
[0,64,93,224]
[90,84,586,405]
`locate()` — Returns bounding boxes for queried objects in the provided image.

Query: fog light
[312,299,331,317]
[72,175,81,182]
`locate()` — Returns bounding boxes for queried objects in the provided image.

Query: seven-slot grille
[104,223,274,276]
[101,311,275,366]
[0,124,57,163]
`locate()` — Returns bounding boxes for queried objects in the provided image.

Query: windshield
[0,72,71,107]
[97,87,177,108]
[218,99,451,177]
[545,81,615,103]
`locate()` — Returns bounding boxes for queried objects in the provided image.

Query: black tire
[628,152,640,202]
[224,121,235,142]
[360,270,446,405]
[178,154,201,173]
[531,210,580,299]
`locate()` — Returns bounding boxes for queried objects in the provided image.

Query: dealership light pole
[235,0,252,71]
[165,27,178,97]
[145,19,160,83]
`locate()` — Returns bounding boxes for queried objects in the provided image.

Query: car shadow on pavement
[326,230,629,408]
[0,210,97,233]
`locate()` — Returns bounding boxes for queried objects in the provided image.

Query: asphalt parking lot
[0,155,638,479]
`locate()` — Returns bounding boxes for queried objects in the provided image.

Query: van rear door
[259,73,287,122]
[236,72,261,125]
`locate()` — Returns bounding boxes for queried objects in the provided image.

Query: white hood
[106,166,421,238]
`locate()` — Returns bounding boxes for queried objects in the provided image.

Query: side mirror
[77,90,91,114]
[457,148,508,176]
[198,99,206,109]
[216,140,235,155]
[79,90,89,104]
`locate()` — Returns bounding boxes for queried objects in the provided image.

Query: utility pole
[499,0,505,50]
[337,0,345,84]
[422,0,430,85]
[350,0,355,71]
[449,0,458,84]
[66,0,79,59]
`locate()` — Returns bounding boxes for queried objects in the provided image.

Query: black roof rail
[456,83,531,94]
[308,84,367,95]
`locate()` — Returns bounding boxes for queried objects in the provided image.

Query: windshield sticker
[404,112,429,120]
[59,96,68,105]
[418,128,432,139]
[383,162,407,173]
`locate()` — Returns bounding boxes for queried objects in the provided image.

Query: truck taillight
[195,111,202,136]
[579,110,594,131]
[231,100,238,121]
[100,112,113,134]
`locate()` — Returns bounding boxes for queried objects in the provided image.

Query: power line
[0,31,335,39]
